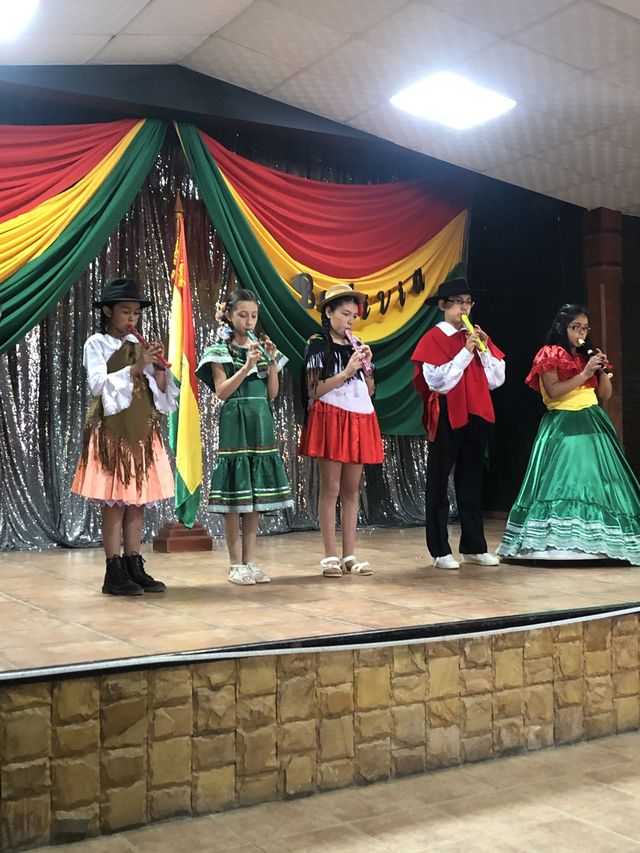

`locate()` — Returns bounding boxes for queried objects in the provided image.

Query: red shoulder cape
[411,326,504,439]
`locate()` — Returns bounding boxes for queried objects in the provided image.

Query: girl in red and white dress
[299,284,384,578]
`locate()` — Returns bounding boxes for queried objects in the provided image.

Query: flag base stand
[153,522,214,553]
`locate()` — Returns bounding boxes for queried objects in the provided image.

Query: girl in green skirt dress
[497,304,640,564]
[196,289,293,585]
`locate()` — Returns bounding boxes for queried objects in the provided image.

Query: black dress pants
[425,397,489,558]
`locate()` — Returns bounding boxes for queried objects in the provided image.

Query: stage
[3,521,640,850]
[0,521,639,675]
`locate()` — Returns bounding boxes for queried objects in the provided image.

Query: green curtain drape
[0,119,166,353]
[177,122,445,435]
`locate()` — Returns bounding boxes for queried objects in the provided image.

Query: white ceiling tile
[183,36,298,94]
[558,180,638,210]
[601,116,640,148]
[597,48,640,93]
[424,0,574,37]
[597,0,640,21]
[514,0,640,71]
[622,205,640,216]
[267,39,421,122]
[542,135,640,179]
[482,157,585,196]
[124,0,254,35]
[463,107,582,156]
[91,34,208,65]
[0,34,110,64]
[217,0,347,70]
[361,2,497,69]
[271,0,408,34]
[527,75,640,132]
[29,0,148,35]
[609,165,640,191]
[452,41,584,103]
[350,103,519,172]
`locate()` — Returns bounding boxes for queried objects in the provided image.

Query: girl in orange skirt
[299,284,384,578]
[71,277,177,596]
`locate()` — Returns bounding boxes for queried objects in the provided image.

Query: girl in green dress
[497,304,640,564]
[196,289,293,585]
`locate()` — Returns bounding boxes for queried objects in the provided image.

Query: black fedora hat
[425,276,483,305]
[93,277,153,309]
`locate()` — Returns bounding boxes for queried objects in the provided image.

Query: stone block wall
[1,612,639,850]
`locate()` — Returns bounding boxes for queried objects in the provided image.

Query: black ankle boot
[123,553,166,592]
[102,555,144,596]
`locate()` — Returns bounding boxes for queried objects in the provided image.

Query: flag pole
[153,193,212,553]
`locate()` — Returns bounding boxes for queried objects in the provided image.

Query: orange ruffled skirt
[71,432,174,506]
[299,400,384,464]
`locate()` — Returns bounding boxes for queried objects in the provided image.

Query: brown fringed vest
[81,341,160,492]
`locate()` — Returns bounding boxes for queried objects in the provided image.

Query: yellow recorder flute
[461,314,487,353]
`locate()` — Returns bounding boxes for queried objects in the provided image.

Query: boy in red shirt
[411,278,505,569]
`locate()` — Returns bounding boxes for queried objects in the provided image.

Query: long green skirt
[497,405,640,564]
[209,396,293,514]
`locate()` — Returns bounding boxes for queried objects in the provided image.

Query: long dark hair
[318,294,363,379]
[544,303,588,355]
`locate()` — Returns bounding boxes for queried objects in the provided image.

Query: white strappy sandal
[320,556,343,577]
[341,555,373,576]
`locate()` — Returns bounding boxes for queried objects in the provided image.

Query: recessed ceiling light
[0,0,39,42]
[390,71,516,130]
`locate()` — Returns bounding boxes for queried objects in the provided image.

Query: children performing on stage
[71,277,177,595]
[411,277,505,570]
[196,288,293,585]
[299,283,384,578]
[497,304,640,564]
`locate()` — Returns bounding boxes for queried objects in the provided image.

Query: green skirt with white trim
[497,405,640,564]
[209,396,293,514]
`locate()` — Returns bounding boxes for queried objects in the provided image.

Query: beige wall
[1,613,639,849]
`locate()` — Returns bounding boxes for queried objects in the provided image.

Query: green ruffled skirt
[497,405,640,564]
[209,397,293,514]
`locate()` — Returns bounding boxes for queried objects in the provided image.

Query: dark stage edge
[2,601,639,686]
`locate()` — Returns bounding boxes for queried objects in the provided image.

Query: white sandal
[341,555,373,576]
[228,564,256,585]
[320,556,343,578]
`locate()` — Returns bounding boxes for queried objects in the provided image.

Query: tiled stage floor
[1,521,639,673]
[35,730,640,852]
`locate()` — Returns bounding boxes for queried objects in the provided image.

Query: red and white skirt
[299,400,384,464]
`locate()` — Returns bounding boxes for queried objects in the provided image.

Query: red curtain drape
[0,118,139,222]
[201,132,472,279]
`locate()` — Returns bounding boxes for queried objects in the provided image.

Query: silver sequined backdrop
[0,143,456,551]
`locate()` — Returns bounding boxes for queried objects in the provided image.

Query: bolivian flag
[168,203,202,527]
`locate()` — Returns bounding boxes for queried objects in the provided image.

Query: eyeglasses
[445,298,475,307]
[568,324,590,333]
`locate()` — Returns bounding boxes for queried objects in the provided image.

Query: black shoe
[102,555,144,596]
[124,553,167,592]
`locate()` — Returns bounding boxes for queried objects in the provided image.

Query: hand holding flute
[578,338,613,379]
[127,325,171,370]
[344,329,374,376]
[461,314,488,353]
[247,329,275,363]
